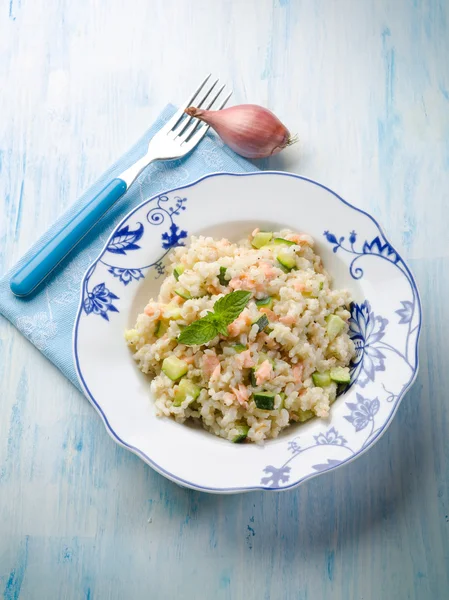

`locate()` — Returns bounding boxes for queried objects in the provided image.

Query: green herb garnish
[178,291,251,346]
[218,266,229,286]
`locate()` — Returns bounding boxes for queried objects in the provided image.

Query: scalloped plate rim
[72,170,422,493]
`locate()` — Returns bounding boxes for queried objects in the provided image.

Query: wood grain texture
[1,0,448,598]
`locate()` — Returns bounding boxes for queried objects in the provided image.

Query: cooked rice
[125,230,355,443]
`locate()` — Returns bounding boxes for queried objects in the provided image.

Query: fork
[10,75,232,297]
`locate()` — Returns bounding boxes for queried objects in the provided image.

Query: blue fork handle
[10,178,128,297]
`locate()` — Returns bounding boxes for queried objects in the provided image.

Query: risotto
[125,229,355,443]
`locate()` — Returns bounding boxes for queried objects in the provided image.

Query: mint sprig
[213,291,252,323]
[178,291,251,346]
[177,319,218,346]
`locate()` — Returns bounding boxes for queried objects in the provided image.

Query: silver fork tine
[182,88,233,145]
[181,85,228,140]
[160,74,211,134]
[175,78,220,138]
[182,88,232,144]
[206,83,227,110]
[216,89,233,111]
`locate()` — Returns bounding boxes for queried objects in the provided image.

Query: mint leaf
[202,311,216,322]
[202,311,228,336]
[218,266,229,286]
[178,319,219,346]
[215,321,230,336]
[176,291,251,347]
[213,291,251,325]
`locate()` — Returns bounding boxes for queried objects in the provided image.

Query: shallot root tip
[185,106,200,118]
[271,134,298,155]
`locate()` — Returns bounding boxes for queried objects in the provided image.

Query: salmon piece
[259,262,277,280]
[287,233,313,246]
[184,356,195,365]
[227,310,251,336]
[227,318,244,336]
[286,234,301,244]
[211,363,221,381]
[229,277,244,290]
[202,353,219,378]
[293,281,306,292]
[256,360,273,385]
[235,349,256,368]
[292,364,303,384]
[280,314,296,326]
[243,311,253,326]
[231,384,250,409]
[298,233,314,246]
[229,274,258,292]
[144,303,159,317]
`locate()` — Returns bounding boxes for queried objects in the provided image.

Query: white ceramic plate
[73,172,421,493]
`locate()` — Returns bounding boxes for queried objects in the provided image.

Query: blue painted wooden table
[1,1,448,598]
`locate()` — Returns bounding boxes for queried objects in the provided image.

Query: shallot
[185,104,295,159]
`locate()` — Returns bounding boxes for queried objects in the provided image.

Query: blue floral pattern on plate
[82,195,187,317]
[257,225,420,488]
[83,283,119,321]
[349,301,388,387]
[314,427,347,446]
[107,223,144,255]
[73,172,421,493]
[345,394,380,432]
[107,267,144,286]
[396,300,414,324]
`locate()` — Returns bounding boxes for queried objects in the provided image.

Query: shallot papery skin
[185,104,293,159]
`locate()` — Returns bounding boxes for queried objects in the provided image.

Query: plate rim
[72,170,422,493]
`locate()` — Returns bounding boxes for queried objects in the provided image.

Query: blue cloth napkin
[0,105,258,390]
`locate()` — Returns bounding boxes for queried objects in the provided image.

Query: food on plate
[125,229,355,443]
